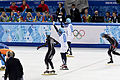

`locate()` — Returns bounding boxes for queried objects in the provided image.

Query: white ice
[1,47,120,80]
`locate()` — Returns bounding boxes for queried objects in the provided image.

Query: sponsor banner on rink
[51,25,106,44]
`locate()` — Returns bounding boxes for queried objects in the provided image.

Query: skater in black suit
[101,33,120,64]
[37,31,59,74]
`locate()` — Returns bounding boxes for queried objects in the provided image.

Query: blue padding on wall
[0,42,119,48]
[0,22,120,26]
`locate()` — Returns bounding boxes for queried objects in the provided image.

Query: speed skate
[60,65,69,70]
[66,54,74,57]
[41,70,57,75]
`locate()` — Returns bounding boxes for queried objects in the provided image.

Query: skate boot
[60,64,69,70]
[50,70,55,73]
[44,70,49,74]
[107,60,113,64]
[69,50,72,55]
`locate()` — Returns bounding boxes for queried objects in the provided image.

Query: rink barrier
[0,22,120,48]
[0,42,113,48]
[0,22,120,26]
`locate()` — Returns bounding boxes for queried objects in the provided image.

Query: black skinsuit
[104,34,120,63]
[37,36,59,69]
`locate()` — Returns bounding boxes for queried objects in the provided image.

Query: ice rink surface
[1,46,120,80]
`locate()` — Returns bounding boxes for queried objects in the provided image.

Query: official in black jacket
[4,51,23,80]
[70,4,81,22]
[56,3,66,22]
[111,12,119,23]
[101,33,120,64]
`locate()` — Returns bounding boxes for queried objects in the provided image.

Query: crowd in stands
[0,0,120,23]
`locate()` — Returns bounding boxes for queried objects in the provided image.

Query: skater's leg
[112,51,120,56]
[67,42,72,55]
[67,42,70,53]
[48,49,55,69]
[48,59,54,69]
[107,47,113,63]
[60,53,67,65]
[44,58,49,69]
[44,52,49,69]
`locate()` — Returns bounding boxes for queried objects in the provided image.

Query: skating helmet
[6,51,15,58]
[100,33,109,37]
[59,27,65,33]
[45,31,51,36]
[66,18,71,23]
[100,33,105,37]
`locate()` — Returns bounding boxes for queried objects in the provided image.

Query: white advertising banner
[51,25,106,44]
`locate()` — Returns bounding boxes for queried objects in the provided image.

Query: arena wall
[0,22,120,48]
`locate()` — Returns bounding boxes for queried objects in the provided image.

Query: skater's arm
[37,43,47,50]
[50,37,59,45]
[53,38,59,45]
[53,21,59,32]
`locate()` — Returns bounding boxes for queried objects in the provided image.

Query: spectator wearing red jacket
[38,0,49,12]
[10,2,18,12]
[21,0,30,11]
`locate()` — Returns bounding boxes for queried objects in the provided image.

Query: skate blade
[60,68,69,70]
[41,73,57,75]
[106,63,114,66]
[66,55,74,57]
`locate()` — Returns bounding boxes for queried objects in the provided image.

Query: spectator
[10,2,18,12]
[82,8,91,22]
[9,11,17,22]
[104,11,111,23]
[70,4,81,22]
[38,0,49,12]
[0,11,8,22]
[43,11,53,22]
[21,0,30,11]
[111,12,119,23]
[16,11,22,22]
[56,3,66,22]
[35,12,43,22]
[92,10,99,22]
[118,13,120,23]
[25,12,34,22]
[19,6,27,22]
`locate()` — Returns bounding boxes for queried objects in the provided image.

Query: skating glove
[37,47,40,50]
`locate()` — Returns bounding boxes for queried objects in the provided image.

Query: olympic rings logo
[73,29,85,39]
